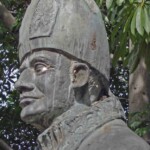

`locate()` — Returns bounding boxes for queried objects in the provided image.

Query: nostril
[16,87,31,94]
[21,86,34,92]
[15,81,34,93]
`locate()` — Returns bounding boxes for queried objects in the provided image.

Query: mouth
[19,97,37,108]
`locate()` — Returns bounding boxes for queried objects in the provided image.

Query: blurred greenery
[97,0,150,73]
[0,0,41,149]
[129,104,150,137]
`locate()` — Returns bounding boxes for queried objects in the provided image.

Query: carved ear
[70,61,90,88]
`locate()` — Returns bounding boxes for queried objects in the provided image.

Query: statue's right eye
[34,63,49,75]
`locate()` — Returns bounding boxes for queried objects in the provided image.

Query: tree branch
[0,1,16,29]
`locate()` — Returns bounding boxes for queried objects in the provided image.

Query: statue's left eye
[34,63,49,74]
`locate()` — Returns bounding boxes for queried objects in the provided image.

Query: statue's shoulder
[78,119,150,150]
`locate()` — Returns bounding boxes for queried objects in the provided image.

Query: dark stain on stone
[90,33,96,50]
[42,135,48,147]
[142,92,146,95]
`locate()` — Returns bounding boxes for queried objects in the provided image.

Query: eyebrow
[30,57,48,64]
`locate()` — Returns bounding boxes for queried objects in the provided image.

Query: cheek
[52,68,72,108]
[35,71,56,99]
[34,65,73,109]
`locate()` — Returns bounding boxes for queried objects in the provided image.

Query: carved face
[15,50,74,128]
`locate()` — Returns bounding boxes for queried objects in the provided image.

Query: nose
[15,69,35,94]
[15,81,35,94]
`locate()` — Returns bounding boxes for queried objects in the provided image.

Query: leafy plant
[95,0,150,73]
[129,104,150,137]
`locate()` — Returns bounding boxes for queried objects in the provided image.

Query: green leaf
[143,7,150,34]
[123,10,134,33]
[116,0,124,6]
[145,1,150,5]
[137,0,142,2]
[130,121,142,129]
[100,0,104,5]
[106,0,113,9]
[131,9,137,35]
[112,33,127,66]
[123,51,131,67]
[95,0,103,6]
[136,6,144,36]
[129,0,134,3]
[111,20,124,44]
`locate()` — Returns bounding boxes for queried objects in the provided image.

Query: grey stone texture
[15,0,150,149]
[37,97,149,150]
[19,0,110,81]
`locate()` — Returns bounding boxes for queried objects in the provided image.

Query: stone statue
[15,0,150,149]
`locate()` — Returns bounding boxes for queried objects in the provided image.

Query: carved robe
[36,97,150,150]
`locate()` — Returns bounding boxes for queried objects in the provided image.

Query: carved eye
[34,63,54,75]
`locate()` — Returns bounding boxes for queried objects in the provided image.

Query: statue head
[15,0,110,130]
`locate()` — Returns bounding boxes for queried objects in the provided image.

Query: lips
[19,97,37,108]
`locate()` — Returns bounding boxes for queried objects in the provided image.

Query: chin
[20,108,56,131]
[20,103,48,122]
[21,110,39,124]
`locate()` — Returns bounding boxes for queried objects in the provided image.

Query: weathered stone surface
[15,0,150,149]
[37,96,125,150]
[19,0,110,81]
